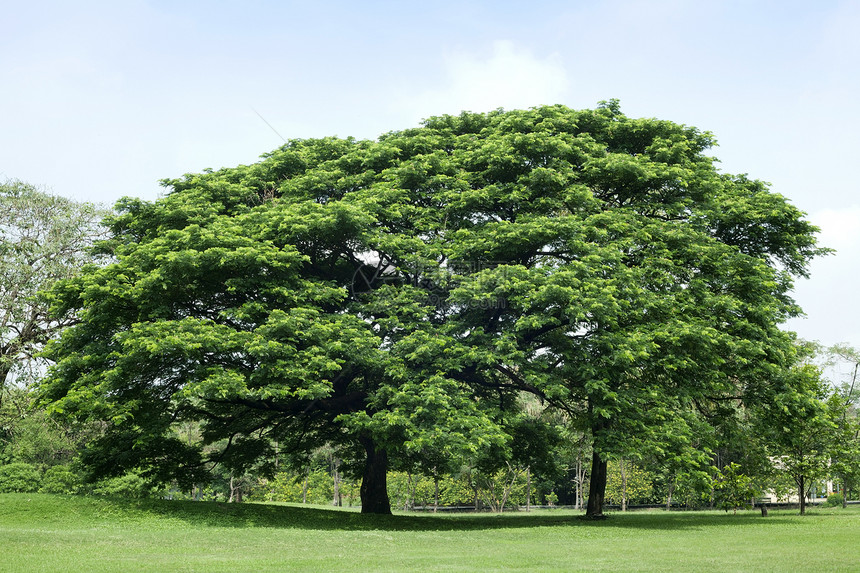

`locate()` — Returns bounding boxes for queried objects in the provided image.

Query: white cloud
[811,206,860,251]
[784,205,860,347]
[404,41,570,120]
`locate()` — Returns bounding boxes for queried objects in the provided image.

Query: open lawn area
[1,494,858,572]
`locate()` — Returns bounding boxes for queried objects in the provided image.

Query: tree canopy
[39,102,826,515]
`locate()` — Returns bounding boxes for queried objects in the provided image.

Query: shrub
[0,462,42,493]
[92,472,161,498]
[825,492,844,507]
[249,469,359,506]
[39,464,81,494]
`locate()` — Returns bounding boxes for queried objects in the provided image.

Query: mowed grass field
[1,494,858,572]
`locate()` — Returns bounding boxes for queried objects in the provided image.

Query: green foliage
[91,471,162,499]
[671,470,713,509]
[754,360,837,513]
[471,466,531,511]
[387,471,438,509]
[0,462,41,493]
[713,462,756,513]
[249,469,360,506]
[37,104,826,516]
[825,492,844,507]
[1,406,77,467]
[823,344,860,502]
[605,460,654,507]
[0,180,104,394]
[764,470,798,503]
[38,464,81,494]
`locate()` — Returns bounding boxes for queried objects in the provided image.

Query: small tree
[713,462,757,514]
[825,344,860,506]
[605,459,654,510]
[757,362,836,515]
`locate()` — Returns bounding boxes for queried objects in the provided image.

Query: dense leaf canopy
[40,103,825,514]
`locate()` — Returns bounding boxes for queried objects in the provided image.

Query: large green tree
[40,103,824,515]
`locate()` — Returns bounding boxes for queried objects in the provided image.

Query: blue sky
[3,0,859,349]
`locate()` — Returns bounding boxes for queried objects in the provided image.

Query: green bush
[249,469,360,506]
[91,472,160,498]
[825,492,844,507]
[0,462,42,493]
[39,465,81,494]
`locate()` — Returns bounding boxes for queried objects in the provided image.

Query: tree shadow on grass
[114,497,793,532]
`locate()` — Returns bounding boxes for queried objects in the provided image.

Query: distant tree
[0,386,77,467]
[756,362,836,515]
[0,180,104,403]
[605,459,654,510]
[712,462,757,514]
[825,344,860,506]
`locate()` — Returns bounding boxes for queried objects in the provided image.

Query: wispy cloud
[403,41,570,120]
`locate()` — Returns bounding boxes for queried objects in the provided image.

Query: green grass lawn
[1,494,858,572]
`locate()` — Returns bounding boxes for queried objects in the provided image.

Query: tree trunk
[526,467,531,512]
[359,436,391,514]
[666,477,675,511]
[406,472,414,510]
[843,485,848,509]
[0,361,12,409]
[798,476,806,515]
[585,451,608,519]
[332,466,341,507]
[620,459,628,512]
[433,467,439,513]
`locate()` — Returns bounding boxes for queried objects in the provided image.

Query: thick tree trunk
[585,451,608,519]
[359,436,391,514]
